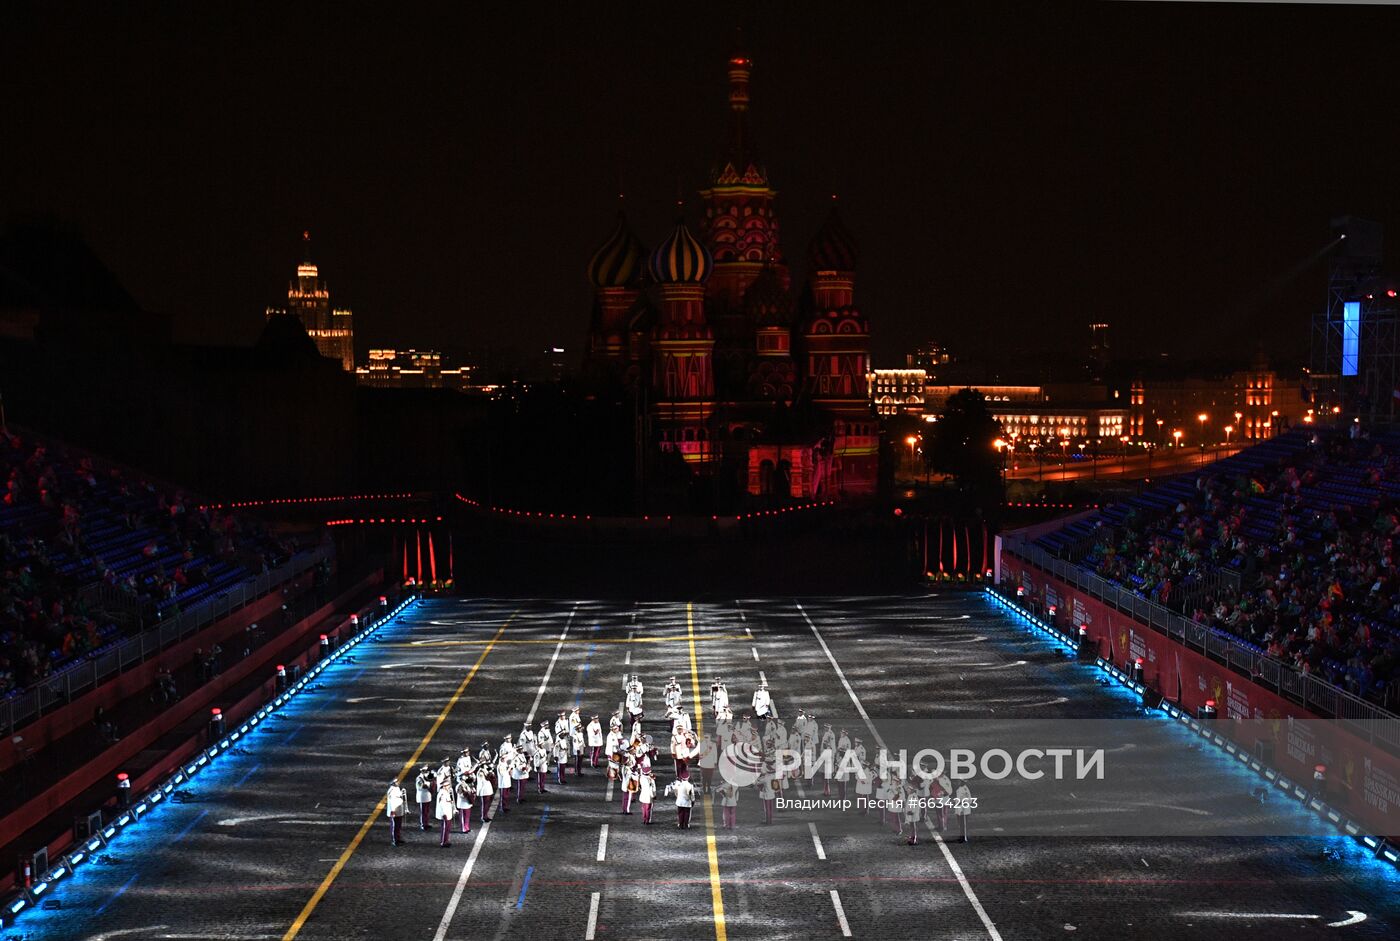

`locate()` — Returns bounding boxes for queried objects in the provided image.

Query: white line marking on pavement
[585,892,601,939]
[796,601,1002,941]
[624,650,631,666]
[1181,912,1323,920]
[759,670,768,685]
[596,824,609,861]
[431,822,491,941]
[751,647,760,662]
[830,889,852,937]
[526,605,578,726]
[745,627,752,638]
[435,603,576,941]
[808,822,827,860]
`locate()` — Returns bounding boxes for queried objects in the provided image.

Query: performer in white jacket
[665,776,696,829]
[435,775,456,847]
[751,681,772,721]
[711,676,729,715]
[586,714,605,768]
[475,760,495,822]
[386,779,408,846]
[638,768,658,824]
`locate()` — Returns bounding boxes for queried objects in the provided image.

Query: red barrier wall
[0,570,315,773]
[0,571,383,858]
[1001,551,1400,838]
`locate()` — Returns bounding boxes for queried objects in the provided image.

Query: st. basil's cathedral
[583,46,877,500]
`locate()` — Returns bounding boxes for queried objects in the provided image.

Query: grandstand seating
[1,430,296,696]
[1033,427,1400,706]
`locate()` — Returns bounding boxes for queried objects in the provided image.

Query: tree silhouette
[925,388,1003,512]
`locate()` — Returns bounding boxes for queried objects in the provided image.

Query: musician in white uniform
[719,779,740,829]
[954,780,974,842]
[620,751,639,815]
[696,734,719,793]
[819,723,837,795]
[414,764,435,830]
[665,776,697,829]
[553,722,571,784]
[435,771,457,847]
[495,747,514,814]
[475,757,495,822]
[570,708,585,775]
[663,676,683,719]
[711,676,728,715]
[638,767,657,824]
[714,705,734,749]
[586,714,605,768]
[671,724,697,779]
[605,725,624,783]
[751,680,772,723]
[903,780,922,845]
[455,772,475,833]
[386,778,408,846]
[531,738,551,793]
[625,674,645,725]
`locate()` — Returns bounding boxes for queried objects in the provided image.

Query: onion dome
[744,264,793,326]
[587,212,646,288]
[649,219,713,284]
[808,205,858,272]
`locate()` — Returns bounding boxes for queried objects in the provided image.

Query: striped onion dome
[808,205,858,272]
[586,212,646,288]
[648,219,713,284]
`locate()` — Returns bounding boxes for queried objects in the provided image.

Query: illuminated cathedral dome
[648,219,713,284]
[586,212,646,288]
[808,204,858,272]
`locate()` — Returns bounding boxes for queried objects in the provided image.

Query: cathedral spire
[725,30,754,173]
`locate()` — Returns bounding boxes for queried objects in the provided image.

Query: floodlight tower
[1311,216,1396,421]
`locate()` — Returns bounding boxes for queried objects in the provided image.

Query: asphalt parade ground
[14,594,1400,941]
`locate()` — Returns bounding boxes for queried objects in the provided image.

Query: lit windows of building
[355,349,477,390]
[867,368,926,416]
[267,231,355,371]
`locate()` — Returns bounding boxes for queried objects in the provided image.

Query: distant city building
[1127,359,1306,443]
[868,368,926,416]
[265,231,354,371]
[906,342,954,376]
[921,383,1127,441]
[1088,322,1110,379]
[355,348,478,390]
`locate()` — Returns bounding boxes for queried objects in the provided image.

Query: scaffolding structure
[1311,217,1399,422]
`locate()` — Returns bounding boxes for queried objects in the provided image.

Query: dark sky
[2,1,1397,367]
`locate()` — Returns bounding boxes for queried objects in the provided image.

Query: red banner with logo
[1000,551,1400,838]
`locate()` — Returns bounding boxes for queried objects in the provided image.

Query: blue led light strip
[982,586,1400,871]
[0,594,420,929]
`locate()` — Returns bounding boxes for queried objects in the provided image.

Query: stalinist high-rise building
[266,231,354,371]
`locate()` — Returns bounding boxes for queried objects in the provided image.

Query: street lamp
[994,438,1007,485]
[1172,429,1182,448]
[1155,418,1164,445]
[1196,413,1208,466]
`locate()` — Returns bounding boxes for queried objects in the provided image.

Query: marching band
[384,671,971,848]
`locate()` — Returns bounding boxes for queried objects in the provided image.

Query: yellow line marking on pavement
[282,613,514,941]
[688,602,728,941]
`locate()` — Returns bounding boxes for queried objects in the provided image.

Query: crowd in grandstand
[1080,427,1400,704]
[0,429,297,696]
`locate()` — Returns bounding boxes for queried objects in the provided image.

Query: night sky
[3,1,1397,368]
